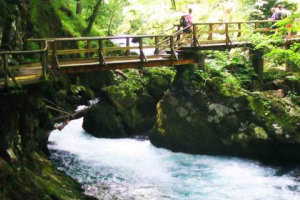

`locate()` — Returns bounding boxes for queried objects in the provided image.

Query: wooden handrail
[0,19,299,89]
[26,34,170,42]
[175,19,300,26]
[158,26,176,35]
[0,40,48,55]
[172,25,192,37]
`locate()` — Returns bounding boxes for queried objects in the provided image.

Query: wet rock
[82,68,175,137]
[150,65,300,163]
[83,99,127,138]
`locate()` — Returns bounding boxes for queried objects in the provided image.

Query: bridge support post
[139,38,147,62]
[40,41,48,80]
[195,53,206,70]
[237,23,242,37]
[208,24,213,40]
[86,40,91,58]
[170,36,178,60]
[250,48,264,84]
[1,54,9,88]
[98,39,106,65]
[176,25,181,43]
[52,41,59,69]
[154,36,159,55]
[125,38,130,56]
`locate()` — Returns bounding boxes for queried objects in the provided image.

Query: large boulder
[82,68,175,137]
[82,99,127,138]
[150,65,300,163]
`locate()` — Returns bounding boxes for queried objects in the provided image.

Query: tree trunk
[76,0,82,15]
[107,11,115,36]
[85,0,103,35]
[171,0,177,11]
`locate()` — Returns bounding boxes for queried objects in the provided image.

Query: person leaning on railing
[269,7,276,20]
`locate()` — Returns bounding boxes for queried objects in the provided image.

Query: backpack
[179,15,188,27]
[275,11,282,20]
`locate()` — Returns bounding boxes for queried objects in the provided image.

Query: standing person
[186,8,193,26]
[185,8,193,45]
[275,4,284,20]
[269,7,276,20]
[179,8,192,33]
[179,8,193,46]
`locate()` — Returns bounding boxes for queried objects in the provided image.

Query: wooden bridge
[0,19,299,88]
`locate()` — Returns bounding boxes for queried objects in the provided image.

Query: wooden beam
[98,39,106,65]
[193,25,198,47]
[199,40,227,44]
[208,24,213,40]
[86,40,92,58]
[1,54,8,88]
[237,23,241,37]
[154,36,159,55]
[139,38,147,62]
[225,23,230,46]
[58,58,196,74]
[52,41,59,68]
[1,55,20,88]
[40,41,47,79]
[176,25,181,43]
[125,38,130,56]
[254,22,258,30]
[170,36,178,60]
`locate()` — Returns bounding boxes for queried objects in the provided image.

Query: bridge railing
[0,40,48,88]
[174,19,300,47]
[28,34,180,69]
[1,19,299,88]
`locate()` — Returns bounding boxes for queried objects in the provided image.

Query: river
[48,118,300,200]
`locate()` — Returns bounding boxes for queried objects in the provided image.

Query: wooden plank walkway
[0,19,299,89]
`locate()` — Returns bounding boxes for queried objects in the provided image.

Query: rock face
[0,87,95,200]
[83,68,175,137]
[150,65,300,163]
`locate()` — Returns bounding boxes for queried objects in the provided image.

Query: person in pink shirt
[186,8,193,26]
[181,8,192,33]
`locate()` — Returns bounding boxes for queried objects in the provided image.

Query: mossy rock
[81,68,175,137]
[82,99,126,138]
[150,65,300,163]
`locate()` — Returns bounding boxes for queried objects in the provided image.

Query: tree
[76,0,82,15]
[171,0,177,11]
[85,0,103,35]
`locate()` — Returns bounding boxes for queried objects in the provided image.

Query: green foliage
[248,0,298,20]
[245,13,300,70]
[204,49,255,88]
[105,68,175,99]
[0,0,17,23]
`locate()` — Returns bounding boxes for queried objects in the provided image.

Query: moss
[29,0,63,37]
[247,91,300,136]
[0,151,93,200]
[0,78,103,199]
[82,68,174,137]
[253,126,268,140]
[231,132,250,143]
[150,63,300,162]
[83,99,127,138]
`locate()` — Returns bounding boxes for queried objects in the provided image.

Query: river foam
[48,118,300,200]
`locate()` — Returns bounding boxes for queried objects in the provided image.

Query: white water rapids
[48,118,300,200]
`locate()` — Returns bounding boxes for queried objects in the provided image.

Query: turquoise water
[48,118,300,200]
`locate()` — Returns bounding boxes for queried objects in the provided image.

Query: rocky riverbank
[81,55,300,164]
[149,62,300,163]
[0,83,97,200]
